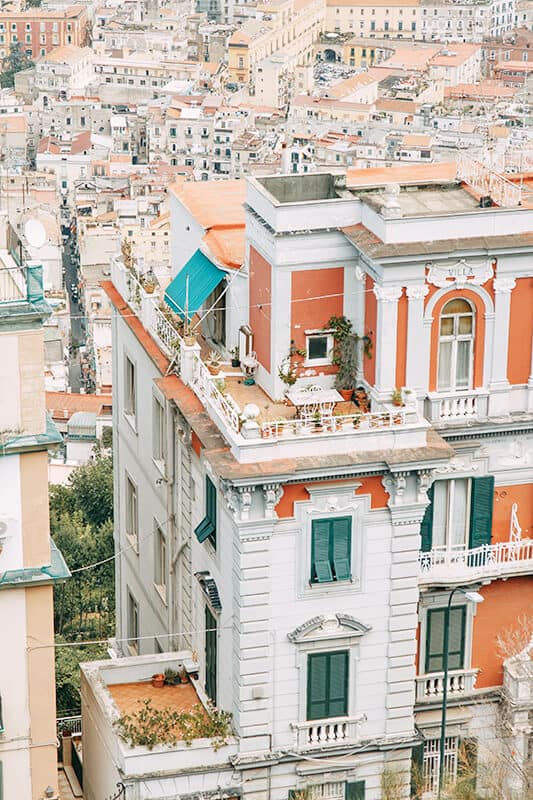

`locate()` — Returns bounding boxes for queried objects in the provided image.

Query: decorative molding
[262,482,283,519]
[388,503,429,527]
[221,481,257,521]
[406,284,430,301]
[427,259,493,289]
[382,471,411,506]
[373,285,402,304]
[493,277,516,295]
[434,457,480,475]
[238,486,255,521]
[288,613,371,644]
[416,469,434,504]
[354,265,366,283]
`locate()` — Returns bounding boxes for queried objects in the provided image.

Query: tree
[51,454,113,529]
[56,639,108,716]
[0,42,34,89]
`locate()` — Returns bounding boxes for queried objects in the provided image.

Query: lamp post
[437,587,483,798]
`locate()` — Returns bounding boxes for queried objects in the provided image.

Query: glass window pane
[450,479,468,547]
[442,299,471,314]
[438,341,453,390]
[458,315,472,334]
[440,317,454,336]
[456,340,471,388]
[308,336,328,360]
[432,482,448,548]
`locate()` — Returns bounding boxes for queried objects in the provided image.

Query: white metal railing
[125,269,143,313]
[152,304,183,364]
[260,409,407,439]
[426,390,488,423]
[192,356,241,433]
[419,539,533,581]
[0,265,26,302]
[416,669,478,703]
[291,715,366,750]
[57,715,82,737]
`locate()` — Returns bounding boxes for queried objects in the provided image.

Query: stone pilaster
[489,277,515,415]
[405,284,430,396]
[372,285,403,399]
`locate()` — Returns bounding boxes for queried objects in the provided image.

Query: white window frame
[125,473,139,552]
[418,592,480,677]
[437,299,474,392]
[423,736,459,795]
[432,478,471,552]
[124,354,137,427]
[152,394,166,472]
[127,590,139,654]
[154,522,167,602]
[304,329,334,366]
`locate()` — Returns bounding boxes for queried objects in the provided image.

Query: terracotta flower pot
[339,388,353,402]
[152,673,165,688]
[207,363,221,375]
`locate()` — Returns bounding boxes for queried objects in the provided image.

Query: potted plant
[207,350,222,375]
[313,411,323,433]
[278,358,297,387]
[391,388,404,407]
[333,411,343,431]
[352,414,361,429]
[334,333,358,401]
[151,673,165,688]
[230,346,240,368]
[163,667,180,686]
[179,667,189,684]
[355,386,369,413]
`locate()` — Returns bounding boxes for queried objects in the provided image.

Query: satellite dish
[24,218,46,249]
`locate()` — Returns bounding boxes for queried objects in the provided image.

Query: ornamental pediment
[287,613,371,644]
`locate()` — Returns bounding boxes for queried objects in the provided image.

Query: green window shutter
[420,484,434,552]
[425,606,466,673]
[328,650,349,716]
[0,760,3,800]
[346,781,365,800]
[307,653,329,719]
[311,520,333,583]
[332,518,351,581]
[195,517,215,543]
[468,476,494,550]
[205,605,217,703]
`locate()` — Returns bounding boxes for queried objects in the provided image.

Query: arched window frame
[437,298,475,392]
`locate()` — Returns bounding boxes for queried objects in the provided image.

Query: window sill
[304,359,333,368]
[152,458,166,479]
[154,583,167,605]
[301,577,359,600]
[310,577,353,587]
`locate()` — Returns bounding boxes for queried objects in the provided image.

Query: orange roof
[46,391,112,420]
[430,44,481,67]
[445,81,516,99]
[380,46,440,70]
[204,227,245,269]
[328,0,418,5]
[169,179,245,230]
[401,134,431,147]
[346,161,456,187]
[495,60,533,72]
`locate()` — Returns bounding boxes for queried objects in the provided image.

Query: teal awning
[164,250,225,319]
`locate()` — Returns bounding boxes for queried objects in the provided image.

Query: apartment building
[326,0,420,40]
[0,215,70,800]
[0,5,88,62]
[81,163,533,800]
[419,0,516,42]
[227,0,325,86]
[34,45,94,102]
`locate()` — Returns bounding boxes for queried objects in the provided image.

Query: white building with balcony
[83,164,533,800]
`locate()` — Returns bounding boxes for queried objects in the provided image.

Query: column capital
[373,285,402,303]
[406,284,429,301]
[493,277,516,295]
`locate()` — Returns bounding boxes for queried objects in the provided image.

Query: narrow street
[62,223,85,392]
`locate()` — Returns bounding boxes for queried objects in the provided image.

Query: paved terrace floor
[109,681,203,733]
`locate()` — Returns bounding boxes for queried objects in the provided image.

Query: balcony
[291,714,366,752]
[111,258,430,465]
[416,668,478,703]
[418,539,533,585]
[425,389,489,425]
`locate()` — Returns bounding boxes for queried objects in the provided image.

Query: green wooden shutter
[420,484,434,552]
[332,518,351,581]
[426,606,466,673]
[468,476,494,550]
[206,477,217,547]
[311,521,333,583]
[346,780,365,800]
[195,517,215,543]
[328,650,349,716]
[307,653,329,719]
[205,605,217,703]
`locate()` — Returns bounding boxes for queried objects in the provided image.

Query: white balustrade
[291,715,365,750]
[153,305,183,365]
[426,390,489,423]
[416,669,478,703]
[192,356,241,433]
[419,539,533,583]
[260,409,408,440]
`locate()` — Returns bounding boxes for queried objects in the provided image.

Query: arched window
[437,298,474,391]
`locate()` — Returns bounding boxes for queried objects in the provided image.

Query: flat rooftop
[109,681,202,731]
[362,184,480,216]
[257,173,345,203]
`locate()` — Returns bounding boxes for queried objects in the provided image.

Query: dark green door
[205,605,217,704]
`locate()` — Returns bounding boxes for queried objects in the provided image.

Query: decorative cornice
[288,613,371,644]
[382,471,411,506]
[263,482,283,519]
[427,258,493,289]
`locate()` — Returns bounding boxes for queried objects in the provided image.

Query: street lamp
[438,587,484,798]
